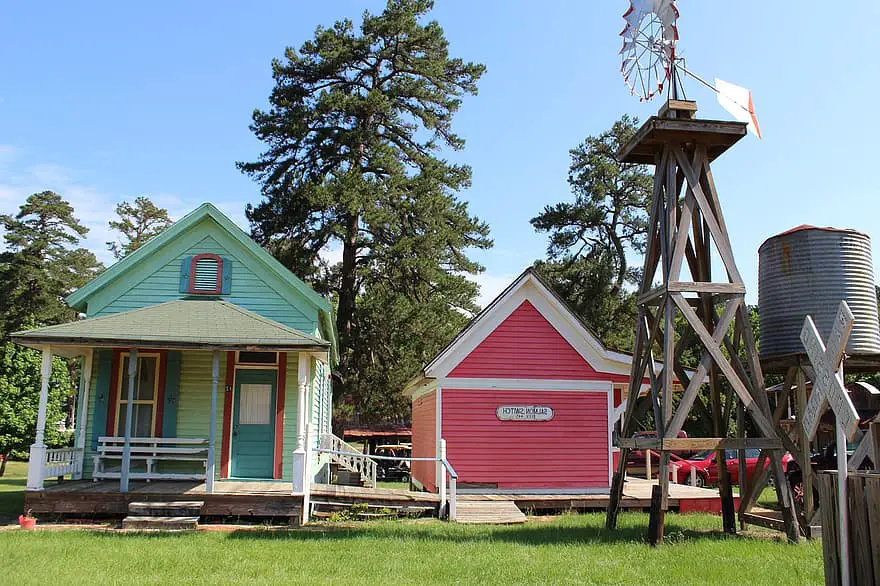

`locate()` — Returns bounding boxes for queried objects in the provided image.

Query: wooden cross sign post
[800,300,860,586]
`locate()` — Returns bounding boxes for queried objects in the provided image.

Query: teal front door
[231,369,276,478]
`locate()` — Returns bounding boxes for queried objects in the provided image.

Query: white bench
[93,437,209,481]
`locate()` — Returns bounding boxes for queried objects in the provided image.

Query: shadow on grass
[216,518,754,547]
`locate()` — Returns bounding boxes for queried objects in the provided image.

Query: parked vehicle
[374,444,412,482]
[686,448,796,488]
[625,430,698,481]
[786,434,874,510]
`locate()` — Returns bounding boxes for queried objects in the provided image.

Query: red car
[686,448,796,487]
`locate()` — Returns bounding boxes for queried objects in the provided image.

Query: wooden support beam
[618,437,783,451]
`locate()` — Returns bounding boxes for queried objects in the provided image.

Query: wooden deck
[25,479,305,520]
[26,475,730,522]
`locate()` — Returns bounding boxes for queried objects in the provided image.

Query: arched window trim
[188,253,223,294]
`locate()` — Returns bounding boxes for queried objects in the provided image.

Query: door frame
[230,368,278,479]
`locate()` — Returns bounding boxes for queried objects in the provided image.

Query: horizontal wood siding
[175,351,228,475]
[82,365,99,479]
[411,390,436,492]
[89,220,320,335]
[281,355,300,481]
[448,300,603,380]
[441,388,609,489]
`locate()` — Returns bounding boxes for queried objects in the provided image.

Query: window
[189,254,222,294]
[115,354,160,437]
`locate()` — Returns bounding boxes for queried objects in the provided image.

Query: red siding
[449,300,607,380]
[441,388,609,489]
[411,390,436,491]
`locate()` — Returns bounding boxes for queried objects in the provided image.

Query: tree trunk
[336,212,359,360]
[0,454,8,477]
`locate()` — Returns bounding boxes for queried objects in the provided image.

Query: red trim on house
[106,349,123,436]
[188,253,223,294]
[220,351,235,478]
[154,350,168,436]
[274,352,287,479]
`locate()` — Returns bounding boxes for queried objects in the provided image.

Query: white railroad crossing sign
[801,300,860,441]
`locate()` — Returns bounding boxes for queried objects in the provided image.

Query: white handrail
[311,436,459,522]
[317,433,378,487]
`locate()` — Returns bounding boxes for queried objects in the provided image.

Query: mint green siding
[281,355,300,482]
[80,350,322,482]
[85,218,320,335]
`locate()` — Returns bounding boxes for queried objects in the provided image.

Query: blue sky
[1,1,878,307]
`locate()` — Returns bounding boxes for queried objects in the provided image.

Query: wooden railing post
[439,439,448,518]
[646,450,652,480]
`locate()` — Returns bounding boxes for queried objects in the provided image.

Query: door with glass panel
[231,369,276,478]
[116,353,160,437]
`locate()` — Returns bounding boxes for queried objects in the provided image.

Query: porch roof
[11,299,330,352]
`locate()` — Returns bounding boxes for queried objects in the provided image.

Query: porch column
[26,345,53,491]
[207,351,220,494]
[120,348,137,492]
[292,352,311,493]
[73,349,94,479]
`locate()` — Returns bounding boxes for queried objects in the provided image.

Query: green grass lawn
[0,514,823,585]
[0,462,823,585]
[0,460,27,520]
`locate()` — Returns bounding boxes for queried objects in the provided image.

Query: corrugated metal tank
[758,225,880,358]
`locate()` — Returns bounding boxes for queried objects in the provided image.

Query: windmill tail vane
[619,0,762,139]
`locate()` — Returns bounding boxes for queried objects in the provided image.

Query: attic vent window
[189,254,222,294]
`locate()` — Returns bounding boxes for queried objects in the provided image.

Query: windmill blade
[715,78,762,139]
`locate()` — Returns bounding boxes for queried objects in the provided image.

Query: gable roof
[404,266,655,394]
[12,299,329,351]
[424,267,632,378]
[67,202,331,315]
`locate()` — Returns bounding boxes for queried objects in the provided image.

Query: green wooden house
[14,203,337,497]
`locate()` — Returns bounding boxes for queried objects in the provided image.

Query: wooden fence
[817,471,880,586]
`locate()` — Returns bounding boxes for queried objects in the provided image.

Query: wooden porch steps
[123,500,204,531]
[455,500,527,525]
[122,516,200,530]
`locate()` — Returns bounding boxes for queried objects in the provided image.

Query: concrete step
[128,501,204,517]
[122,516,200,530]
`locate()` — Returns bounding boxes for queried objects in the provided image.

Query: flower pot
[18,515,36,530]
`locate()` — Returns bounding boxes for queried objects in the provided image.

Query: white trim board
[439,378,612,392]
[457,488,611,495]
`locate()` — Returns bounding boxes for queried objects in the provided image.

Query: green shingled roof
[11,300,330,351]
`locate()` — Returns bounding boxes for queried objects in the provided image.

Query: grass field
[0,462,823,585]
[0,460,27,519]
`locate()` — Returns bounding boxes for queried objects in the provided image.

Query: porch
[11,299,332,497]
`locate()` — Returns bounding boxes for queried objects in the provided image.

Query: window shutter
[161,351,182,437]
[179,256,194,293]
[221,257,232,294]
[91,349,113,450]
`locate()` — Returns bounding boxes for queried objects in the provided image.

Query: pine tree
[239,0,491,420]
[532,116,652,352]
[106,196,172,259]
[0,191,103,337]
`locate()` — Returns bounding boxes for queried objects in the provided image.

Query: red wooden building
[405,268,651,494]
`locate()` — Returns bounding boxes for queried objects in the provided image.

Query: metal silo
[758,225,880,360]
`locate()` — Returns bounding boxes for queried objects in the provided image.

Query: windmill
[606,0,802,543]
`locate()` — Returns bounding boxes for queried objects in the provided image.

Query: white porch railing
[318,433,378,487]
[309,436,458,522]
[43,447,84,480]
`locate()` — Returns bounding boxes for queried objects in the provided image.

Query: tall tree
[106,196,173,259]
[0,191,103,337]
[239,0,491,420]
[531,116,652,352]
[0,341,73,476]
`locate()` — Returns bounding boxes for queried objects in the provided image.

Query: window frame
[188,253,223,295]
[114,352,161,437]
[235,351,279,367]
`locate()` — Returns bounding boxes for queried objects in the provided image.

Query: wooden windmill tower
[609,1,800,543]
